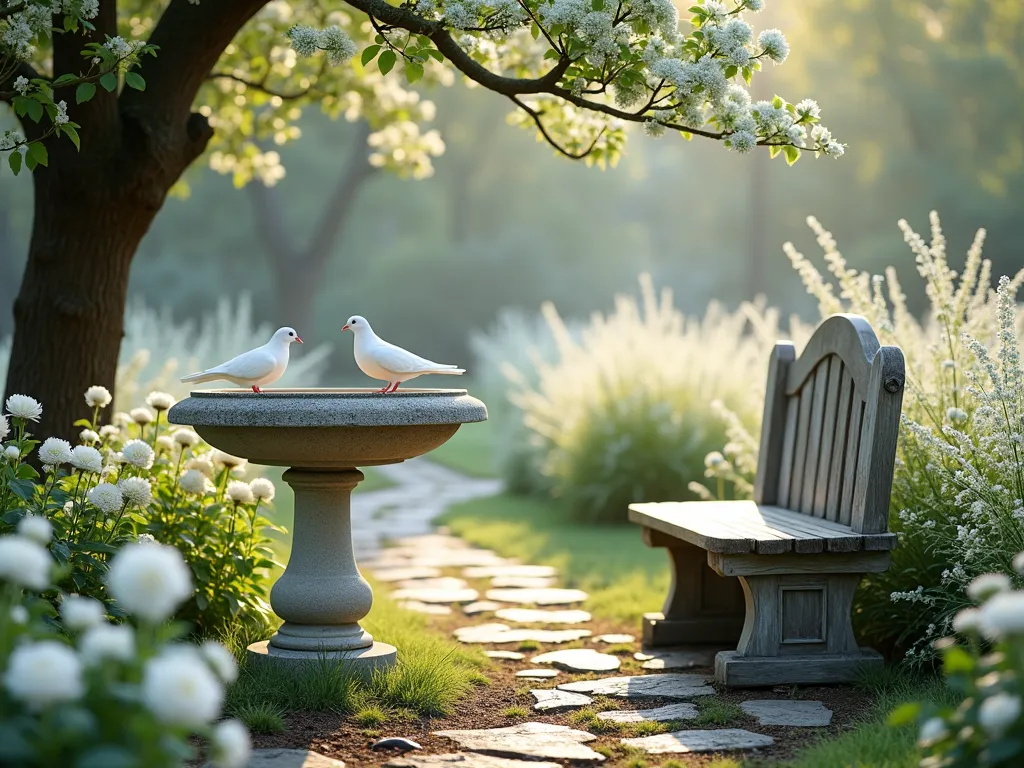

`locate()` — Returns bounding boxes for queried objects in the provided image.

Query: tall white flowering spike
[249,477,276,502]
[0,535,53,591]
[978,693,1022,738]
[211,719,251,768]
[142,648,224,727]
[122,439,155,469]
[118,477,153,507]
[145,391,176,411]
[129,407,154,425]
[3,641,84,710]
[179,469,209,495]
[60,594,106,632]
[84,385,112,409]
[87,482,124,514]
[226,480,254,504]
[38,437,73,466]
[70,445,104,474]
[106,542,192,622]
[78,624,135,666]
[17,515,53,546]
[5,394,42,422]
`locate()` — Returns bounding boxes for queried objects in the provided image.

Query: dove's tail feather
[180,370,221,383]
[424,368,466,375]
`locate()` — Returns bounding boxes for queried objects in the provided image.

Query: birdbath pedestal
[168,388,487,672]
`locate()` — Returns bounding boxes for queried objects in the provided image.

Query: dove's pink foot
[252,385,263,394]
[388,382,401,393]
[378,383,391,393]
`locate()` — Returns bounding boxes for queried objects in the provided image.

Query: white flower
[3,640,84,710]
[70,445,103,474]
[10,605,28,624]
[53,100,69,126]
[979,693,1022,738]
[249,477,275,502]
[212,450,246,469]
[145,391,176,411]
[917,716,948,746]
[179,469,209,495]
[967,573,1012,601]
[99,425,120,440]
[1013,551,1024,576]
[142,648,224,727]
[795,98,820,119]
[188,457,216,477]
[952,607,982,634]
[79,624,135,666]
[226,480,254,504]
[79,429,100,444]
[980,591,1024,639]
[704,451,725,469]
[87,482,124,514]
[173,429,199,447]
[201,641,238,684]
[211,719,251,768]
[5,394,42,422]
[84,385,112,409]
[112,412,133,427]
[3,445,20,462]
[13,75,29,94]
[287,24,320,56]
[38,437,72,466]
[137,533,156,544]
[60,594,105,631]
[0,413,8,441]
[122,439,154,469]
[757,28,789,63]
[106,542,192,622]
[156,435,175,453]
[946,407,968,424]
[0,535,52,590]
[17,515,52,545]
[130,407,154,425]
[729,130,756,153]
[118,477,153,507]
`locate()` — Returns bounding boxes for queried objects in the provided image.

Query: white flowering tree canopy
[0,0,842,185]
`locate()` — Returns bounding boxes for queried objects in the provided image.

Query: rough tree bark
[247,120,376,335]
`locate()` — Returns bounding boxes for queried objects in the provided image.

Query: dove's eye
[289,332,294,337]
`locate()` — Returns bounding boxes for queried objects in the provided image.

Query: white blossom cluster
[287,23,358,65]
[1,0,98,61]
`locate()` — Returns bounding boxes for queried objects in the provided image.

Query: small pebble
[371,738,422,753]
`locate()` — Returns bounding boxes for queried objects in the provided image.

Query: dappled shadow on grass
[438,492,669,622]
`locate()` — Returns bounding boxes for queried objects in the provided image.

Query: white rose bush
[0,386,283,636]
[0,531,250,767]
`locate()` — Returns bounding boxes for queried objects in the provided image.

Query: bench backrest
[753,314,905,534]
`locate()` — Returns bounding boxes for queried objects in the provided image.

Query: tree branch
[51,0,119,136]
[509,95,604,160]
[207,71,318,100]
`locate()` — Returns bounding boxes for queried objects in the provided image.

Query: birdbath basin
[168,388,487,671]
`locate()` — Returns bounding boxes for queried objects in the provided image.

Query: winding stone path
[531,649,620,672]
[621,729,775,754]
[434,723,605,762]
[494,608,591,625]
[453,623,592,645]
[740,700,833,726]
[485,588,589,606]
[531,689,592,712]
[596,703,699,723]
[558,673,715,699]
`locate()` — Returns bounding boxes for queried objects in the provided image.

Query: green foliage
[232,701,287,734]
[695,698,744,726]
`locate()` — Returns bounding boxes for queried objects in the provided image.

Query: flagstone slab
[486,588,589,606]
[434,722,603,762]
[620,729,774,754]
[490,577,557,589]
[454,623,592,645]
[371,566,443,582]
[633,650,717,670]
[463,565,558,579]
[485,650,525,661]
[494,608,592,625]
[375,550,509,569]
[392,587,479,604]
[516,669,559,679]
[558,673,714,699]
[739,700,833,727]
[532,649,620,673]
[531,688,592,712]
[392,534,470,550]
[399,601,453,616]
[597,703,699,723]
[595,634,635,644]
[464,601,503,615]
[395,577,470,591]
[214,749,344,767]
[385,754,560,768]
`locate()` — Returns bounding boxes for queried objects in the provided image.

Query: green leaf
[99,72,118,92]
[8,478,35,500]
[73,419,92,428]
[531,22,540,39]
[378,49,397,76]
[361,44,381,66]
[53,73,78,87]
[8,150,22,176]
[783,144,800,166]
[724,65,737,78]
[75,81,96,105]
[942,645,975,675]
[768,144,781,159]
[771,94,784,109]
[24,98,43,123]
[124,72,145,91]
[405,61,424,84]
[63,125,81,150]
[886,702,922,727]
[425,49,444,62]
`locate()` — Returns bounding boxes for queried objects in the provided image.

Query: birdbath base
[246,640,397,673]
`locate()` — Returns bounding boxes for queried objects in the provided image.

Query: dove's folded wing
[218,349,278,380]
[374,344,448,374]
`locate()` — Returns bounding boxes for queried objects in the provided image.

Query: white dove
[342,315,465,393]
[180,327,303,393]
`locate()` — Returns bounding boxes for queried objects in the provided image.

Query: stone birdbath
[168,388,487,671]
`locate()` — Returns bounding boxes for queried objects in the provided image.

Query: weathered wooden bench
[629,314,904,686]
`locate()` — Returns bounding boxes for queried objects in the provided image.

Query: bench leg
[640,529,745,649]
[711,567,884,687]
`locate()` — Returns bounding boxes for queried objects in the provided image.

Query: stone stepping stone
[490,576,557,589]
[464,601,503,615]
[595,634,635,644]
[531,688,592,712]
[621,729,774,754]
[376,550,508,569]
[454,623,592,645]
[391,534,470,550]
[516,669,559,679]
[532,649,620,673]
[739,700,833,726]
[495,608,591,625]
[597,703,699,723]
[385,755,560,768]
[463,565,558,579]
[395,577,470,591]
[634,649,716,670]
[486,588,588,606]
[485,650,525,661]
[434,722,603,762]
[399,601,453,616]
[371,566,443,582]
[209,749,344,767]
[558,673,714,699]
[393,587,479,604]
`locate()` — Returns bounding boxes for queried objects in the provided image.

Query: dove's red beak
[295,336,303,344]
[342,324,350,332]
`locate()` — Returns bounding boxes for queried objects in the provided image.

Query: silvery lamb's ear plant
[890,565,1024,768]
[0,531,250,768]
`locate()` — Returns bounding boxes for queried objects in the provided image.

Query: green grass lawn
[429,418,497,478]
[439,492,668,623]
